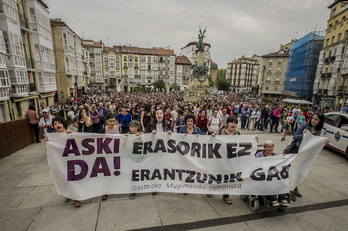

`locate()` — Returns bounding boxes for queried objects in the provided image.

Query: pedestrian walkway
[0,130,347,231]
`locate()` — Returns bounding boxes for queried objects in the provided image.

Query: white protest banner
[46,132,323,200]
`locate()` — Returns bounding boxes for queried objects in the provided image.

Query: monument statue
[184,27,211,102]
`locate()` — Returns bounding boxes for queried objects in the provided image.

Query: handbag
[44,117,55,133]
[283,139,296,154]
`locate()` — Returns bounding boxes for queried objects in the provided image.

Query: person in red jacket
[196,110,208,134]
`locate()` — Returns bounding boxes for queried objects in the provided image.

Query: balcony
[26,58,35,69]
[19,13,29,30]
[338,86,347,92]
[324,56,336,63]
[321,73,332,78]
[275,71,281,75]
[0,88,10,101]
[29,83,36,92]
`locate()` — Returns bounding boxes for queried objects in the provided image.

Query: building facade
[51,19,89,104]
[260,43,293,97]
[175,55,191,88]
[285,32,325,100]
[27,0,56,102]
[0,0,56,122]
[314,0,348,110]
[226,55,260,93]
[82,40,103,90]
[102,46,121,91]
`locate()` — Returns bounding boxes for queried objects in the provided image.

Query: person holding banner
[255,140,290,207]
[46,116,81,208]
[126,120,143,199]
[210,116,240,204]
[289,112,326,201]
[147,108,172,196]
[179,114,204,136]
[147,108,172,135]
[100,113,121,133]
[210,116,259,204]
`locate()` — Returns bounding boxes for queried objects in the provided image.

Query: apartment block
[82,39,103,90]
[314,0,348,110]
[0,0,56,122]
[226,55,260,93]
[51,19,89,104]
[175,55,191,88]
[260,41,294,97]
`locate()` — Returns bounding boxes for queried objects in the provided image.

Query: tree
[217,69,227,81]
[217,78,231,91]
[153,79,166,91]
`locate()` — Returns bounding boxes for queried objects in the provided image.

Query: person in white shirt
[38,109,55,137]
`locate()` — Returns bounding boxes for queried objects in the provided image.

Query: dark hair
[144,103,152,114]
[310,112,324,130]
[106,113,116,120]
[177,109,183,116]
[29,105,35,111]
[164,106,172,111]
[227,116,238,124]
[52,116,67,129]
[184,114,196,125]
[78,108,86,120]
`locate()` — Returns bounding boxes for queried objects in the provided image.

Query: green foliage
[217,69,227,81]
[217,78,231,91]
[153,79,166,91]
[263,97,273,103]
[170,82,180,91]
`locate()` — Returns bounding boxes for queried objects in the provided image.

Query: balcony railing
[29,83,36,92]
[324,56,336,63]
[19,14,29,29]
[26,58,35,69]
[321,73,332,78]
[338,86,347,92]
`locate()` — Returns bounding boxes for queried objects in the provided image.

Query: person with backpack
[207,109,222,135]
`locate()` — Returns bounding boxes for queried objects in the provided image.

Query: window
[338,116,348,128]
[324,114,340,126]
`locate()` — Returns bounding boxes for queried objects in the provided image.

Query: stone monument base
[184,79,211,102]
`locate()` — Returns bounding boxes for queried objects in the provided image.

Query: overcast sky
[45,0,332,68]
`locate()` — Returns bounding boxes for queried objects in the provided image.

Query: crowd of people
[26,90,329,208]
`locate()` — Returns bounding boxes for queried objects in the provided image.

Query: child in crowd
[100,113,121,134]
